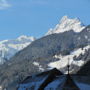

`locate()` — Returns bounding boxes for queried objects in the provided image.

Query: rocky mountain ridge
[46,16,85,35]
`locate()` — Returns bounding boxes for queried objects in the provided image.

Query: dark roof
[60,74,80,90]
[21,68,63,84]
[38,68,63,90]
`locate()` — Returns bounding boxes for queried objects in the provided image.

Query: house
[18,68,63,90]
[18,58,90,90]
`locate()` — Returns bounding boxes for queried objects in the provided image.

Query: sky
[0,0,90,40]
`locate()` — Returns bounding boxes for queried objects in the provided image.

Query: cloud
[0,0,11,10]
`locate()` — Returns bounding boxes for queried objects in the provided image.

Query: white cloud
[0,0,11,10]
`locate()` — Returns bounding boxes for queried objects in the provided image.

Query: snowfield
[48,45,90,73]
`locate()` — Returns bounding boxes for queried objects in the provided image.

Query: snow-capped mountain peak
[0,35,36,64]
[46,16,85,35]
[17,35,35,41]
[60,15,69,23]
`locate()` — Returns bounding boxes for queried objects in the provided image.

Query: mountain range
[0,35,35,64]
[0,16,90,89]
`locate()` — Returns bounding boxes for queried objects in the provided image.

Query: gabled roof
[18,68,90,90]
[18,68,63,90]
[59,74,80,90]
[21,68,62,84]
[38,68,63,90]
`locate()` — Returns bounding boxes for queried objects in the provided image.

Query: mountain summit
[46,16,85,35]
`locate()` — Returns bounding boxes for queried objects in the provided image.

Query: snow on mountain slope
[33,61,44,71]
[46,16,85,35]
[0,35,35,64]
[48,45,90,74]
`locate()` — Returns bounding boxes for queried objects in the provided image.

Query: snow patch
[33,62,44,71]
